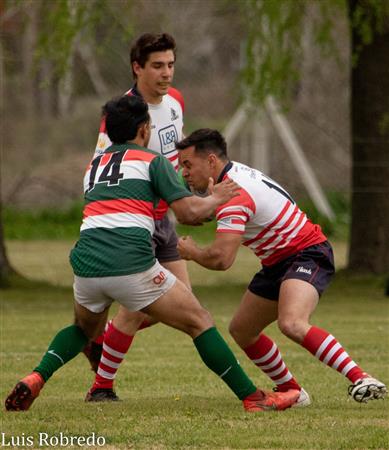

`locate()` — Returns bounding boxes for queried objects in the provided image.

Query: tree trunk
[348,1,389,274]
[0,33,16,287]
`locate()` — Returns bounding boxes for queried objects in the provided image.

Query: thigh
[230,289,278,336]
[74,301,109,340]
[113,306,149,335]
[278,278,319,323]
[162,259,191,290]
[142,279,213,338]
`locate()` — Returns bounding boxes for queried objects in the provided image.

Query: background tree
[240,0,389,274]
[1,0,388,286]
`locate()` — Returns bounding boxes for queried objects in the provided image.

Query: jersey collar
[130,84,142,98]
[217,161,233,183]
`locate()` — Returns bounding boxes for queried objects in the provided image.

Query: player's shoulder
[117,144,161,163]
[167,87,184,112]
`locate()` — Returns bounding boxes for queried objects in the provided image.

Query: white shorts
[73,261,176,313]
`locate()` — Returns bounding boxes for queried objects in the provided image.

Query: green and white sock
[34,325,88,381]
[194,327,256,400]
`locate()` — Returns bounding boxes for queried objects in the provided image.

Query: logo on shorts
[153,271,167,285]
[296,266,312,275]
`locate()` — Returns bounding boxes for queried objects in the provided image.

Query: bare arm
[170,178,239,225]
[177,233,242,271]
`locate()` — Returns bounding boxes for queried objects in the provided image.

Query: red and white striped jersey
[216,161,326,266]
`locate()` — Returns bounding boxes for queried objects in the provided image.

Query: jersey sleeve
[167,87,185,113]
[94,116,112,157]
[215,187,255,234]
[149,155,192,204]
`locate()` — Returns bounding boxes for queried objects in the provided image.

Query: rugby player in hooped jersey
[84,33,193,401]
[177,128,387,406]
[5,96,300,413]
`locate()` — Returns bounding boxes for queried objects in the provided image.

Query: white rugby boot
[348,376,387,403]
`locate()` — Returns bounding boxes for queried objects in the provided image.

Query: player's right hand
[209,178,240,205]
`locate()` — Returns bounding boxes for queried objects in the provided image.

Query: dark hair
[130,33,176,78]
[103,95,149,144]
[176,129,228,160]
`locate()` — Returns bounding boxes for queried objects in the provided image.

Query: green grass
[1,243,388,449]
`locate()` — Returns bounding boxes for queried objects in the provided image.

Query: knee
[187,307,214,337]
[277,317,307,343]
[229,320,250,348]
[115,308,145,333]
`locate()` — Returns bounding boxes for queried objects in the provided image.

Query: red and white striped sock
[92,320,111,346]
[92,321,134,390]
[302,326,365,383]
[244,334,301,392]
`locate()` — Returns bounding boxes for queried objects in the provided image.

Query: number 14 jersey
[216,161,326,266]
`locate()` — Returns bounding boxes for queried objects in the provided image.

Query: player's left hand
[177,236,197,260]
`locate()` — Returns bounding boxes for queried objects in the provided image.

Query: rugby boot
[349,375,387,403]
[85,387,119,402]
[5,372,45,411]
[273,387,311,408]
[243,388,299,412]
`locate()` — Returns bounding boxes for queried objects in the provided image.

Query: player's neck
[136,83,163,105]
[128,136,146,147]
[215,160,232,183]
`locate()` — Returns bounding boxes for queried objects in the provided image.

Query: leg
[229,289,278,348]
[5,301,108,411]
[229,290,303,396]
[85,222,190,384]
[279,278,387,403]
[162,259,191,290]
[142,280,299,411]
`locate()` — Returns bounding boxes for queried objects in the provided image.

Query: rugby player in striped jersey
[177,128,387,406]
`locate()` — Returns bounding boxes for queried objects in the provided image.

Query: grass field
[1,240,388,449]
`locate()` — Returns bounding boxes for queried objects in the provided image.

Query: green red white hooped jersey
[216,161,327,266]
[70,143,192,277]
[94,86,184,219]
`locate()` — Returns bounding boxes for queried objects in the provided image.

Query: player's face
[179,146,213,192]
[133,50,175,101]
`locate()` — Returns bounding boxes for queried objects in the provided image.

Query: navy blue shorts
[152,216,181,263]
[248,241,335,301]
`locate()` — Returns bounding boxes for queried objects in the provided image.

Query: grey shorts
[153,216,181,263]
[73,261,176,313]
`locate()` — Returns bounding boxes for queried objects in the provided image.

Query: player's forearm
[174,196,218,225]
[188,245,229,271]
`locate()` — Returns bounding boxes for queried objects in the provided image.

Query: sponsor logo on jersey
[296,266,312,275]
[170,108,179,121]
[158,124,178,156]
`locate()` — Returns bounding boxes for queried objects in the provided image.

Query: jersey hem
[72,260,156,278]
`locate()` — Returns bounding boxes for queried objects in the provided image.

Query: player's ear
[208,153,217,168]
[139,121,150,140]
[132,61,141,77]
